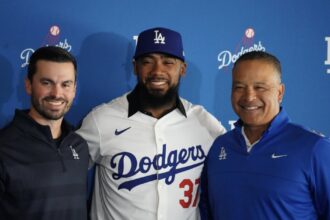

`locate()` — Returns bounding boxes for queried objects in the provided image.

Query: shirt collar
[234,107,289,138]
[14,109,73,140]
[127,85,186,118]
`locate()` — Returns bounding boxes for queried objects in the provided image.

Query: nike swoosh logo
[271,153,288,159]
[115,127,131,135]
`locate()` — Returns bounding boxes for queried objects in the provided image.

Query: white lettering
[218,41,266,70]
[228,120,236,130]
[325,37,330,74]
[55,38,72,51]
[20,39,73,68]
[133,35,138,45]
[217,51,232,69]
[154,30,165,44]
[20,48,34,68]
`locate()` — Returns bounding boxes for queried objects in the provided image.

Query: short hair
[27,46,77,82]
[233,51,282,81]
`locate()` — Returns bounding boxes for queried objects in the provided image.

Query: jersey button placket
[154,123,167,220]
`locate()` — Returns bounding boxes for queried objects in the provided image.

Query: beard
[137,78,180,109]
[30,92,72,121]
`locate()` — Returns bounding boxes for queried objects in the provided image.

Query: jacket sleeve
[311,137,330,219]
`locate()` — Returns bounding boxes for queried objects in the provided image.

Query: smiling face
[25,60,76,124]
[231,59,284,131]
[133,53,186,107]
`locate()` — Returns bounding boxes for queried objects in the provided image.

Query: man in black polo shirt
[0,46,89,220]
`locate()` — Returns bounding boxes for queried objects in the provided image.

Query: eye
[40,79,51,86]
[62,81,73,88]
[163,58,176,65]
[255,86,266,91]
[140,58,154,65]
[233,84,244,90]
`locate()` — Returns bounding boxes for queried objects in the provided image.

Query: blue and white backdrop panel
[1,0,330,136]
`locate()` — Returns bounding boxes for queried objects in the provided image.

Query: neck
[243,125,268,144]
[28,109,63,139]
[142,100,176,119]
[137,84,178,119]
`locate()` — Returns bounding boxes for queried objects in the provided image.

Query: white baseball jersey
[77,93,226,220]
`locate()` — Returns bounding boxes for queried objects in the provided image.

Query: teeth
[244,106,258,110]
[47,100,64,106]
[150,80,166,86]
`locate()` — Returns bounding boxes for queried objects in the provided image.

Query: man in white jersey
[77,27,226,220]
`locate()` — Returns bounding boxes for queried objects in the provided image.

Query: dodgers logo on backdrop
[217,27,266,70]
[154,30,165,44]
[20,25,73,68]
[110,144,206,191]
[325,36,330,74]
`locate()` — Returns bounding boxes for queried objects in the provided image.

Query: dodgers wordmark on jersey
[77,92,226,220]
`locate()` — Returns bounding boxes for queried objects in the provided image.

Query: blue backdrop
[1,0,330,136]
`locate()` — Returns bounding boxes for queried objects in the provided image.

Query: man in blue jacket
[0,46,89,220]
[200,51,330,220]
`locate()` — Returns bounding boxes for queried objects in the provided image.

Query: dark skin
[133,53,187,119]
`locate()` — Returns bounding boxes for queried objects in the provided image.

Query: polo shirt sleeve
[199,154,213,220]
[311,137,330,219]
[0,160,5,196]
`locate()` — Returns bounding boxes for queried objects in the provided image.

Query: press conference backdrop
[1,0,330,136]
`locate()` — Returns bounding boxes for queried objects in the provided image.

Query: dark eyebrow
[39,77,54,83]
[63,80,74,84]
[40,78,75,84]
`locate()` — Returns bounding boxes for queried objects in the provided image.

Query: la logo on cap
[154,30,165,44]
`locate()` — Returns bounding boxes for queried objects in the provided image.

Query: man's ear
[180,62,187,77]
[278,83,285,103]
[25,78,32,95]
[133,60,138,76]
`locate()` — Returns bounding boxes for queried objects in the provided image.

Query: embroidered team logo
[70,146,80,160]
[154,30,165,44]
[218,147,227,160]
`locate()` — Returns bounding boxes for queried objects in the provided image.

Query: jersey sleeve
[76,111,102,165]
[200,110,227,139]
[310,137,330,219]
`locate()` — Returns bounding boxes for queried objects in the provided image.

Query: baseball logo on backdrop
[325,36,330,74]
[245,28,255,39]
[217,27,266,71]
[50,25,60,36]
[20,24,73,68]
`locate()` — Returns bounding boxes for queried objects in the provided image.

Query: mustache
[146,76,168,82]
[43,96,67,102]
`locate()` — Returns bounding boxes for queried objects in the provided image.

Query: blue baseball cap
[134,27,185,61]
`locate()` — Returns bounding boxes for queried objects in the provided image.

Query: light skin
[133,53,186,118]
[25,60,76,139]
[231,59,285,144]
